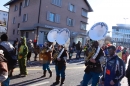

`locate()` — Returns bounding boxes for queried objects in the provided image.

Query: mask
[0,72,8,82]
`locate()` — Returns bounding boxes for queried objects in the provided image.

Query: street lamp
[124,18,128,24]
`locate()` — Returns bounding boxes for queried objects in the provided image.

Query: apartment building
[112,24,130,47]
[0,10,8,33]
[5,0,93,45]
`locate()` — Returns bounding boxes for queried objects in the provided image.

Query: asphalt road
[9,53,129,86]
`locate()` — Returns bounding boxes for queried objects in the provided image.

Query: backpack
[0,45,17,70]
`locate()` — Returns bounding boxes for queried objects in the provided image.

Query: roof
[4,0,93,12]
[4,0,18,6]
[84,0,93,12]
[0,10,8,13]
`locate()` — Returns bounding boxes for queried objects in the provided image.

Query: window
[68,3,76,12]
[13,29,15,35]
[50,13,55,22]
[25,32,29,38]
[23,14,28,22]
[52,0,62,7]
[82,8,88,17]
[47,11,60,23]
[14,5,18,11]
[17,23,20,35]
[19,2,22,16]
[23,0,30,7]
[67,18,75,26]
[12,17,15,24]
[81,22,87,30]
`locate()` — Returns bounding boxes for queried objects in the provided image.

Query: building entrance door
[37,31,44,47]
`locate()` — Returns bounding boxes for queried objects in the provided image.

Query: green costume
[18,37,28,75]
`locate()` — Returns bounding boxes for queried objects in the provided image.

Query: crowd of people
[0,34,130,86]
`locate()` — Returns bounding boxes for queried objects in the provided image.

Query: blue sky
[0,0,9,11]
[1,0,130,32]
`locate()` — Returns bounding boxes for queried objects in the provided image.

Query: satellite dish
[89,22,108,40]
[47,29,59,42]
[56,28,70,45]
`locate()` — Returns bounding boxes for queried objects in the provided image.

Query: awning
[18,27,36,31]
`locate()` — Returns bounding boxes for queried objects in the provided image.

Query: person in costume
[101,46,125,86]
[82,41,104,86]
[116,46,122,58]
[122,47,129,64]
[52,45,67,86]
[18,37,28,77]
[40,42,53,78]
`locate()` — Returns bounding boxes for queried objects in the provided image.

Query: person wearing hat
[100,46,125,86]
[27,39,34,62]
[40,42,53,78]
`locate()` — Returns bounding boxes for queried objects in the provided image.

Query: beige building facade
[5,0,93,45]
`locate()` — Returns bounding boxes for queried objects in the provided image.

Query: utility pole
[123,18,128,47]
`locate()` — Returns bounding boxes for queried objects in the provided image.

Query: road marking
[14,66,85,71]
[26,81,49,86]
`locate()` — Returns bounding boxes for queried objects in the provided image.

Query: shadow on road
[10,77,49,86]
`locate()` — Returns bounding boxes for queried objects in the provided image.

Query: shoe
[41,70,46,77]
[60,78,65,86]
[20,74,27,77]
[48,70,52,77]
[52,76,60,85]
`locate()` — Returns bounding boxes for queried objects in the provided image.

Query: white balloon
[56,28,70,45]
[89,22,108,41]
[47,29,59,42]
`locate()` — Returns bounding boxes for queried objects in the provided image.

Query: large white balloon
[47,29,59,42]
[89,22,108,40]
[56,28,70,45]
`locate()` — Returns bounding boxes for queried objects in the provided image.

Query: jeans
[2,78,10,86]
[82,72,100,86]
[42,62,50,71]
[55,65,66,78]
[76,50,80,59]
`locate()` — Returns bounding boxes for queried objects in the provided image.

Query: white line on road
[26,81,50,86]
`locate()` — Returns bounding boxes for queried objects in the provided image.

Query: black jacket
[85,48,104,73]
[102,55,125,83]
[55,49,67,67]
[126,59,130,78]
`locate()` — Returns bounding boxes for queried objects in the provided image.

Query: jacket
[55,49,67,68]
[85,47,104,73]
[102,55,125,86]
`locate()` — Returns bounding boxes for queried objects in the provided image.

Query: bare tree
[104,36,112,45]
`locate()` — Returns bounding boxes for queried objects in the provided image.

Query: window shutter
[23,0,25,7]
[68,3,71,11]
[55,14,60,23]
[55,14,57,23]
[57,0,60,6]
[74,6,76,12]
[58,14,60,23]
[22,14,24,22]
[60,0,62,7]
[67,18,69,26]
[47,11,50,21]
[56,14,60,23]
[72,19,75,26]
[25,14,28,21]
[51,0,54,4]
[27,0,30,6]
[82,9,83,16]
